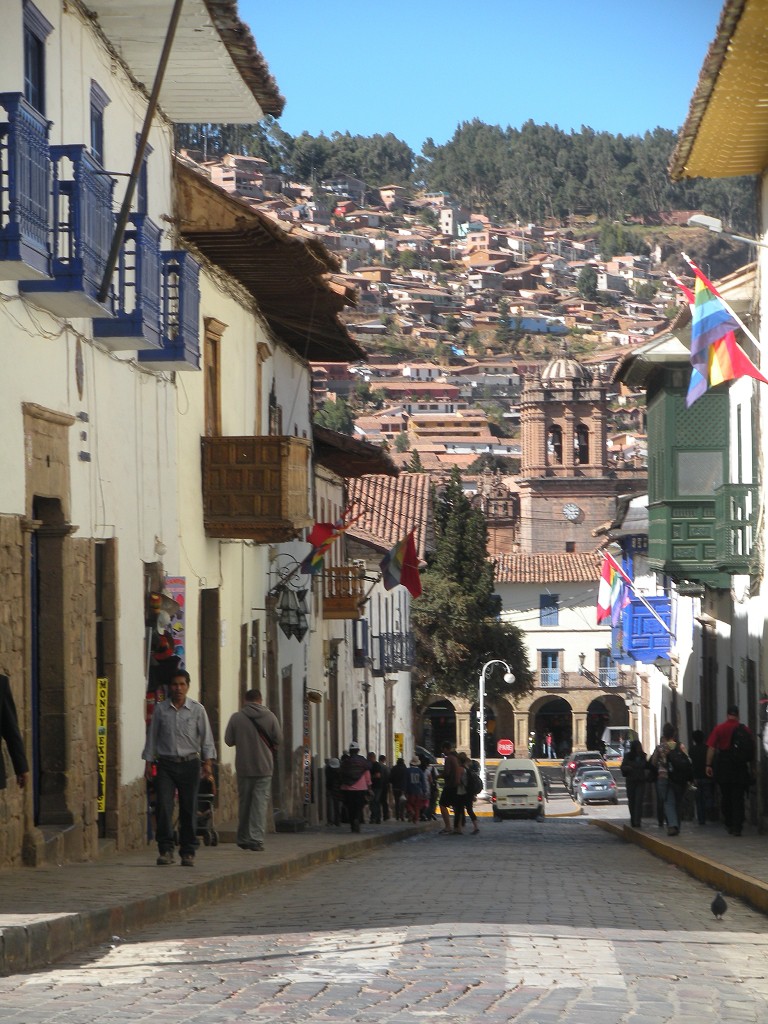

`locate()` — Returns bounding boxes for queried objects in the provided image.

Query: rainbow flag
[379,529,422,598]
[596,551,631,626]
[300,507,362,575]
[684,258,767,407]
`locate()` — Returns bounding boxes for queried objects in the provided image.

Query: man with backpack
[706,705,755,837]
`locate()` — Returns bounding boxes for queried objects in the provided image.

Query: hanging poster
[96,677,108,813]
[163,576,186,667]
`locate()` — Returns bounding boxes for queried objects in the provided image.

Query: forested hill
[176,117,755,233]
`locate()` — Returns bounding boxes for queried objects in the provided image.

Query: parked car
[562,751,605,790]
[567,759,607,794]
[602,745,623,767]
[575,769,619,805]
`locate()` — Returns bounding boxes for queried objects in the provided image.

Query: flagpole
[603,551,675,637]
[681,252,765,353]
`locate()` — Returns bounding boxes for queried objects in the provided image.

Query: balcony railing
[372,631,416,675]
[322,564,365,620]
[21,144,115,317]
[0,92,51,280]
[540,668,561,688]
[94,213,162,351]
[201,435,312,541]
[715,483,758,573]
[139,251,201,370]
[598,667,620,687]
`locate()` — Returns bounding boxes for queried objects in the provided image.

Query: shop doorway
[421,700,456,755]
[30,497,71,828]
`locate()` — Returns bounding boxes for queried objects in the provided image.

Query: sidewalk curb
[0,824,429,977]
[591,819,768,915]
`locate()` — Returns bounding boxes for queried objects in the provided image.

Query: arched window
[546,425,563,463]
[575,424,589,464]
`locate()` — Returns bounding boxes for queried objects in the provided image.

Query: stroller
[196,772,219,847]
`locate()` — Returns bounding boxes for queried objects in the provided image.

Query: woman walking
[621,739,648,828]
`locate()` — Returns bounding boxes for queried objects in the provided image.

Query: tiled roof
[494,551,603,584]
[347,473,432,557]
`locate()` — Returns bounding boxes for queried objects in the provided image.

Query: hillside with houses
[175,147,725,500]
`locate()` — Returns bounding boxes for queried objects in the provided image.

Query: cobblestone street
[3,819,768,1022]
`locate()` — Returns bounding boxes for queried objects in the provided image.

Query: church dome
[540,353,593,385]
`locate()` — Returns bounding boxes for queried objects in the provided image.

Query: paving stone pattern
[3,820,768,1022]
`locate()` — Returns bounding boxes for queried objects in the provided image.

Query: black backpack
[467,765,483,797]
[340,756,367,785]
[728,724,755,766]
[666,745,694,784]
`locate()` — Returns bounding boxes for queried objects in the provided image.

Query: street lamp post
[687,214,768,250]
[478,659,515,797]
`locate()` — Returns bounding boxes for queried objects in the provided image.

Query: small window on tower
[547,425,563,463]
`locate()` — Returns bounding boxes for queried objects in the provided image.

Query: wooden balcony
[323,564,366,620]
[201,435,312,541]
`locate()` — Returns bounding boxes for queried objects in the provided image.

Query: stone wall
[0,515,31,868]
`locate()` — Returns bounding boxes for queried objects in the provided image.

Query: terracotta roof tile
[494,551,602,584]
[348,473,432,557]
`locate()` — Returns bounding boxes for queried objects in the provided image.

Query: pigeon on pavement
[711,892,727,920]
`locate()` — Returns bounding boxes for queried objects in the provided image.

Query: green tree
[399,249,419,271]
[313,397,354,435]
[394,431,411,452]
[577,265,598,301]
[406,449,424,472]
[633,281,657,302]
[412,469,532,705]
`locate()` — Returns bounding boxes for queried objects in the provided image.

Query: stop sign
[497,738,515,756]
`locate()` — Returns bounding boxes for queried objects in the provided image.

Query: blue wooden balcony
[0,93,51,280]
[21,144,115,317]
[139,250,200,370]
[93,213,162,351]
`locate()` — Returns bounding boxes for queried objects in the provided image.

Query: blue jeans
[237,775,272,846]
[155,757,201,857]
[657,776,683,830]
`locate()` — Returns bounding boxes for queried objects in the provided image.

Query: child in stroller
[196,771,219,846]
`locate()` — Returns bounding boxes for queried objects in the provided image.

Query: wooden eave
[313,425,398,478]
[84,0,284,121]
[175,162,365,362]
[669,0,768,180]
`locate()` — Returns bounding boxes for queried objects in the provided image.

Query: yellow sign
[96,677,108,813]
[394,733,404,760]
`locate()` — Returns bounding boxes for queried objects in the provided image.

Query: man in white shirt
[143,670,216,867]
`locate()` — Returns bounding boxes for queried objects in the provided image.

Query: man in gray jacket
[224,689,282,851]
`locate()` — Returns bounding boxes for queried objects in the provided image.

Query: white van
[491,758,545,821]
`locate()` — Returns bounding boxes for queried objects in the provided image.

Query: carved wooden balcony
[323,564,366,620]
[201,436,312,541]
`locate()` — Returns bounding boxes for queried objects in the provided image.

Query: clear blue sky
[238,0,724,153]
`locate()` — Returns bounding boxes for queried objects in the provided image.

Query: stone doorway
[30,496,71,828]
[532,697,572,758]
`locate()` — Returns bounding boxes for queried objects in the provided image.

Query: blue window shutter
[624,597,671,661]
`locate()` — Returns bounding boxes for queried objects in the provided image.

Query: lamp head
[687,213,723,233]
[503,671,515,685]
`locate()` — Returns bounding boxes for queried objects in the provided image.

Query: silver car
[575,769,619,805]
